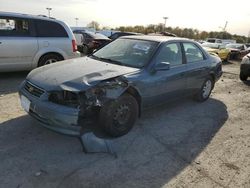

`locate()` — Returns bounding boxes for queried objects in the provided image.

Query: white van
[0,12,80,72]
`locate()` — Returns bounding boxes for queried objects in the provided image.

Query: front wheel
[99,94,138,137]
[194,77,214,102]
[240,72,248,81]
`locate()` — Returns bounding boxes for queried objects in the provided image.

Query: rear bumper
[19,82,81,136]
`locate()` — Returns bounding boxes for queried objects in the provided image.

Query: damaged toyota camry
[19,36,222,137]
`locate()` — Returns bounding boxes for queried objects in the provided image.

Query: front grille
[24,81,45,98]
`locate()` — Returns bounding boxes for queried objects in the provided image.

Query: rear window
[35,20,68,37]
[0,17,30,36]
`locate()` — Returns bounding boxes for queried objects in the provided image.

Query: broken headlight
[49,90,80,108]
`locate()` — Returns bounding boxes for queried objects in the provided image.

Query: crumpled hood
[27,57,139,92]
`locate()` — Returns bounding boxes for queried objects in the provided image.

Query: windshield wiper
[90,55,124,66]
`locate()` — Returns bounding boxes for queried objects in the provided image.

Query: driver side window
[155,43,183,67]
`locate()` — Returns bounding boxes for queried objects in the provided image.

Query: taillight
[72,40,77,52]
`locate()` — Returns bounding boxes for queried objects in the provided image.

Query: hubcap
[44,59,57,65]
[202,80,212,98]
[113,104,131,128]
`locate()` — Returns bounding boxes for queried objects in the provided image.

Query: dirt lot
[0,61,249,188]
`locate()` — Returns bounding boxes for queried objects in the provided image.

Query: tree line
[87,21,249,43]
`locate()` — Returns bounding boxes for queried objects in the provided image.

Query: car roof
[114,31,140,35]
[0,11,58,21]
[120,35,191,43]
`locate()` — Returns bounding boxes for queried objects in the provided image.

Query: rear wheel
[240,72,248,81]
[38,54,63,67]
[194,76,214,102]
[99,94,138,137]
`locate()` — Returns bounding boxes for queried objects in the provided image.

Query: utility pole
[75,18,79,26]
[46,7,52,17]
[248,30,250,43]
[163,17,168,32]
[219,21,228,32]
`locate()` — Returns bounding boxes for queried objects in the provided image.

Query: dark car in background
[226,43,249,60]
[240,53,250,81]
[109,31,140,41]
[73,30,111,54]
[19,36,222,137]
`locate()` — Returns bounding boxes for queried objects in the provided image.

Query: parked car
[73,30,111,54]
[206,38,236,44]
[109,31,140,41]
[225,43,249,60]
[240,53,250,81]
[19,36,222,137]
[202,42,230,61]
[148,32,177,37]
[0,12,80,72]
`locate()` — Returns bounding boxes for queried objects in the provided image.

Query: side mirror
[154,62,170,71]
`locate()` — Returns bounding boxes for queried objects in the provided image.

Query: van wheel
[194,76,214,102]
[99,94,138,137]
[38,54,63,67]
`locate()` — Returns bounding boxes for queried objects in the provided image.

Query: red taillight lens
[72,40,77,52]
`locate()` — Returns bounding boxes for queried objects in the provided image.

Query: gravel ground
[0,61,249,188]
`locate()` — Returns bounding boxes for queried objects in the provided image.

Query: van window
[35,20,68,37]
[0,18,30,36]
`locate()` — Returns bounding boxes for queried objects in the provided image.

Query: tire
[38,54,63,67]
[240,72,248,81]
[194,76,214,102]
[99,93,138,137]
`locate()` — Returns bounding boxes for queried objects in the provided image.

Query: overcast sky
[1,0,250,36]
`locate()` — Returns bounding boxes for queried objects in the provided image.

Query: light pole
[163,17,168,32]
[75,18,79,26]
[46,7,52,17]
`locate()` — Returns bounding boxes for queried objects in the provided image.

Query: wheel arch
[124,86,142,117]
[32,49,67,68]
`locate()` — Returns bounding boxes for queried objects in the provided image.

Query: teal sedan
[19,36,222,137]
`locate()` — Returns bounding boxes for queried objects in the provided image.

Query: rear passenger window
[35,20,68,37]
[183,43,205,63]
[0,17,30,36]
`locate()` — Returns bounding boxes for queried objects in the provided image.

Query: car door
[182,42,210,94]
[141,42,187,107]
[0,16,38,71]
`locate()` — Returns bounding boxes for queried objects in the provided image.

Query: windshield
[91,38,159,68]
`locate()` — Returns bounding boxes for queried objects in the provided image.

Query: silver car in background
[0,12,80,72]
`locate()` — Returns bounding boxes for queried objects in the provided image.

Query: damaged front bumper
[19,76,130,136]
[19,81,81,136]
